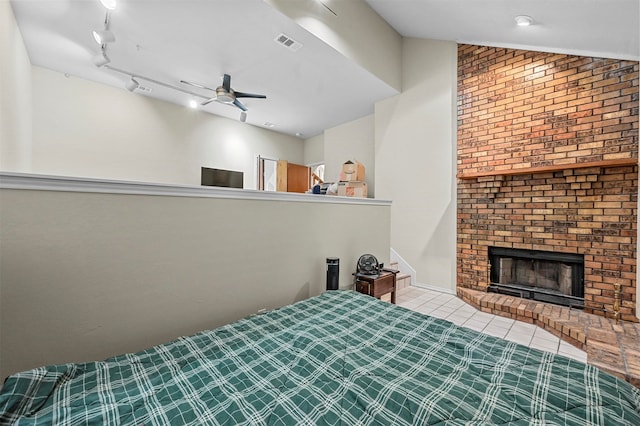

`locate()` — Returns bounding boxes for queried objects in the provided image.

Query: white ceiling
[366,0,639,61]
[10,0,640,139]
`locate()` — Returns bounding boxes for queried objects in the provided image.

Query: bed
[1,290,639,425]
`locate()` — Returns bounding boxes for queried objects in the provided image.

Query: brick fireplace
[456,45,639,322]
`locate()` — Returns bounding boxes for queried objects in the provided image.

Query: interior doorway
[257,156,277,191]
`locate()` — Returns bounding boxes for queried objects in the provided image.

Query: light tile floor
[396,286,587,363]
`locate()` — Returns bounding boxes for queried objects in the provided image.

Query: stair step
[396,274,411,290]
[389,261,410,290]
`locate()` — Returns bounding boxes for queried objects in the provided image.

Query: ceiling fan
[180,74,266,113]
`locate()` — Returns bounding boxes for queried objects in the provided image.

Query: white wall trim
[0,172,391,206]
[390,247,416,286]
[412,282,457,295]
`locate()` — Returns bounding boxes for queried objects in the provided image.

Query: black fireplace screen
[488,247,584,307]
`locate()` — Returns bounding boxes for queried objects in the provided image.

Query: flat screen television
[201,167,243,189]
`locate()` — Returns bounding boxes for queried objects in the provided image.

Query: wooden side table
[354,270,398,304]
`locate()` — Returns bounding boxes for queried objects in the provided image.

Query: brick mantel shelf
[458,158,638,180]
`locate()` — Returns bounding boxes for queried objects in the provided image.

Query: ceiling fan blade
[234,91,266,99]
[222,74,231,92]
[180,80,216,91]
[233,98,248,111]
[201,97,217,106]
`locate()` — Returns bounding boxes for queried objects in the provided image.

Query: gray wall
[0,1,32,173]
[375,38,458,292]
[324,114,375,197]
[0,184,390,378]
[29,67,304,189]
[316,38,458,292]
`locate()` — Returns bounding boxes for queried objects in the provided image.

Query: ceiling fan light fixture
[99,0,117,10]
[215,87,234,104]
[182,74,265,112]
[92,51,110,67]
[125,77,139,92]
[515,15,533,26]
[93,29,115,45]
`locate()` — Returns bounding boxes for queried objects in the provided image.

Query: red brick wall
[456,45,639,321]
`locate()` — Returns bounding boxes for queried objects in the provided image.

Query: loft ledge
[0,172,391,206]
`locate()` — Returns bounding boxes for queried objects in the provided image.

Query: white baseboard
[412,282,457,295]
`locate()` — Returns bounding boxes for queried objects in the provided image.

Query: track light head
[93,29,115,45]
[125,77,139,92]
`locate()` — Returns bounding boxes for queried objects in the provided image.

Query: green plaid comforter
[1,291,639,425]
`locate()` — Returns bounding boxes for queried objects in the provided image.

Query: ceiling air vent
[274,33,302,52]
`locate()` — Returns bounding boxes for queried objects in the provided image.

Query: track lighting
[92,51,110,67]
[93,29,115,45]
[99,65,216,105]
[125,77,139,92]
[99,0,117,10]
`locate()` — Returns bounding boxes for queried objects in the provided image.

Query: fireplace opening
[488,247,584,308]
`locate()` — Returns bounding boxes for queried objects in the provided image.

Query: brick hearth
[456,45,639,321]
[458,288,640,387]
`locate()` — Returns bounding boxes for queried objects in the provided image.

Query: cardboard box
[341,161,365,182]
[337,181,368,198]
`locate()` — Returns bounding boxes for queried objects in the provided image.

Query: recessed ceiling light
[99,0,117,10]
[189,100,198,109]
[515,15,533,26]
[295,132,303,137]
